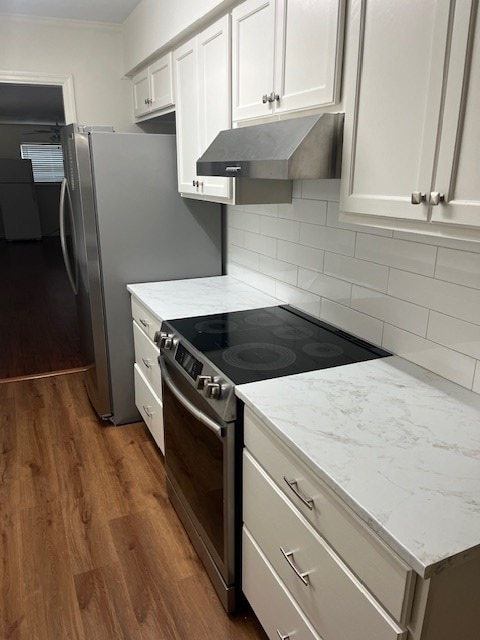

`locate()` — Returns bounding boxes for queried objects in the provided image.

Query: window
[20,143,65,183]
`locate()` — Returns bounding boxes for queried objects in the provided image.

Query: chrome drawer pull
[139,318,149,328]
[142,405,154,418]
[280,547,310,586]
[276,631,290,640]
[141,357,151,369]
[283,477,314,510]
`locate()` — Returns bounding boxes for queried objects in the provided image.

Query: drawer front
[133,320,162,399]
[134,364,164,453]
[131,296,161,342]
[243,526,323,640]
[244,408,414,624]
[243,451,407,640]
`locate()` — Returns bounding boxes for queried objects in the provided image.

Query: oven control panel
[175,343,203,381]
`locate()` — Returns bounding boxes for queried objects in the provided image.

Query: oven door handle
[159,357,225,439]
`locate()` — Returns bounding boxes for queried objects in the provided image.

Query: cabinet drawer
[244,408,414,624]
[243,451,407,640]
[134,364,164,454]
[133,320,162,399]
[131,296,161,342]
[243,526,322,640]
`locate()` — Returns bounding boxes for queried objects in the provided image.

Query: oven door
[160,356,236,593]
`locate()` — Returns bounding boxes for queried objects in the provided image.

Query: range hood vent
[196,113,344,181]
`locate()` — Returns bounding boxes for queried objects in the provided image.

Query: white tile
[324,253,389,292]
[258,255,298,285]
[299,223,356,256]
[427,311,480,360]
[355,234,437,276]
[243,231,277,257]
[278,203,294,219]
[280,198,327,224]
[351,286,429,337]
[327,202,393,236]
[435,248,480,289]
[228,245,259,270]
[292,180,302,198]
[382,324,476,390]
[473,362,480,394]
[242,203,279,217]
[277,240,324,272]
[301,179,340,202]
[227,226,244,247]
[393,230,480,253]
[388,269,480,325]
[320,299,384,345]
[275,282,321,317]
[298,268,351,305]
[226,263,277,297]
[228,208,261,233]
[260,216,300,242]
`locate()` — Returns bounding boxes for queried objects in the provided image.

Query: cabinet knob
[262,94,269,104]
[268,92,280,103]
[144,98,148,105]
[429,191,445,206]
[192,180,196,186]
[411,191,426,205]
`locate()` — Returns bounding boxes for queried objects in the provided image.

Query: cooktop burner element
[222,343,297,371]
[165,305,390,385]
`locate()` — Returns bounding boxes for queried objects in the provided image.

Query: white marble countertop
[237,356,480,577]
[127,275,280,321]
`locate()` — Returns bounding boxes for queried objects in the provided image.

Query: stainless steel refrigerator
[60,124,222,425]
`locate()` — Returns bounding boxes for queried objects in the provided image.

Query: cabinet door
[174,39,201,195]
[232,0,276,121]
[197,15,232,200]
[431,1,480,228]
[340,0,452,221]
[274,0,344,114]
[132,68,150,118]
[149,52,174,113]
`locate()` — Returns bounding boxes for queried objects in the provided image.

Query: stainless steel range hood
[196,113,344,181]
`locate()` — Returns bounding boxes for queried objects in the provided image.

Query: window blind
[20,143,65,183]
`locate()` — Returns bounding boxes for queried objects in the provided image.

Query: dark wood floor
[0,238,88,380]
[0,372,267,640]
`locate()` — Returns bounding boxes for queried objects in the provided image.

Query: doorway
[0,79,87,380]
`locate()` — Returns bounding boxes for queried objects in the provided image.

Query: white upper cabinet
[431,2,480,228]
[340,0,480,236]
[132,52,174,119]
[232,0,344,121]
[174,15,232,200]
[174,39,201,196]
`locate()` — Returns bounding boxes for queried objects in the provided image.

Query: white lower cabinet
[243,450,406,640]
[243,526,322,640]
[130,296,164,454]
[134,365,164,453]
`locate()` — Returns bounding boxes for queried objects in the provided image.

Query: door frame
[0,70,77,124]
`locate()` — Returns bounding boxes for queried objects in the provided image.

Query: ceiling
[0,83,65,125]
[0,0,142,24]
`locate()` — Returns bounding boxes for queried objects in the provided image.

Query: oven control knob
[160,333,175,350]
[196,375,213,390]
[205,382,222,399]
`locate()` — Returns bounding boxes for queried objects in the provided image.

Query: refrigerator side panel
[62,125,112,419]
[89,132,222,425]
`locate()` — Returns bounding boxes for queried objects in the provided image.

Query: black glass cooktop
[168,305,390,385]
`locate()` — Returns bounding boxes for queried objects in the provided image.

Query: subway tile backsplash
[226,179,480,393]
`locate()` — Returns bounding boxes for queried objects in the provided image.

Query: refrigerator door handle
[59,177,78,295]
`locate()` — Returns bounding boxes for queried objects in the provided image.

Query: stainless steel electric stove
[158,305,390,612]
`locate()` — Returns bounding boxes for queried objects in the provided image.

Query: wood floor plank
[20,501,84,640]
[0,512,25,640]
[74,563,142,640]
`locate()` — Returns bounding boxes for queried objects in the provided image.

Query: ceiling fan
[23,122,63,143]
